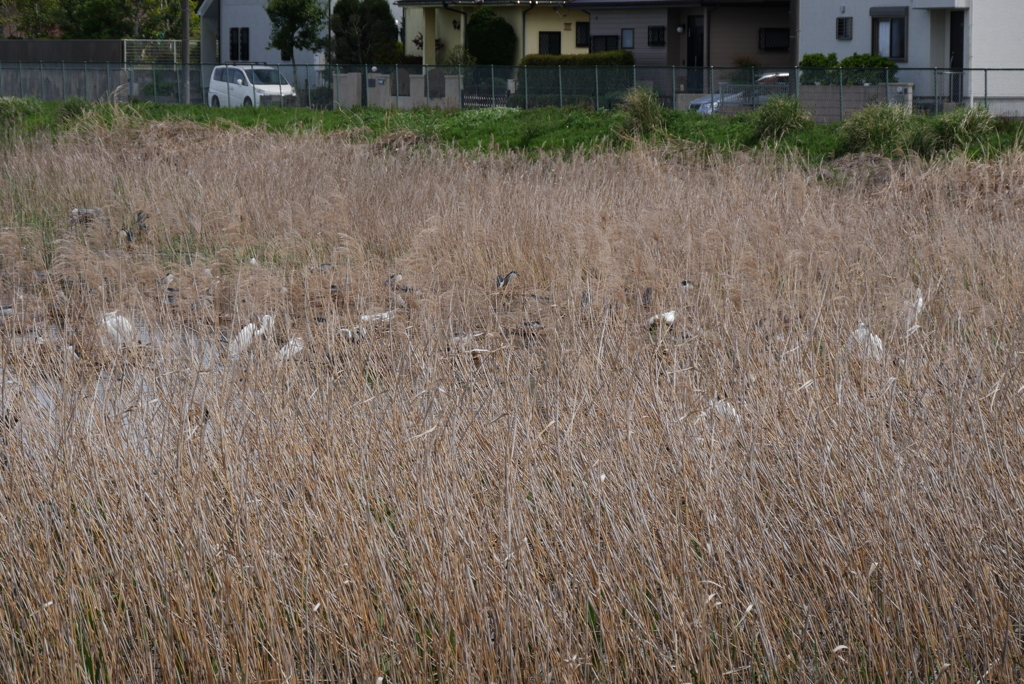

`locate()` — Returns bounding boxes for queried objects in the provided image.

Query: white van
[207,65,296,107]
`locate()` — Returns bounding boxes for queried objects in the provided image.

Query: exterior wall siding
[799,1,927,67]
[522,8,591,57]
[220,0,319,66]
[709,6,791,69]
[588,9,669,66]
[970,2,1024,69]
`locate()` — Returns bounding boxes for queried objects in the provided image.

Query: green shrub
[920,105,996,154]
[466,8,517,65]
[308,86,333,109]
[799,52,839,85]
[751,96,811,140]
[56,97,89,123]
[0,97,43,126]
[141,81,178,97]
[440,44,477,66]
[839,53,898,85]
[617,87,665,137]
[519,51,634,67]
[798,52,897,86]
[838,103,916,154]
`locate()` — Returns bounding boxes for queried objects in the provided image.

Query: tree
[10,0,64,38]
[465,8,516,65]
[330,0,396,65]
[266,0,325,89]
[10,0,199,40]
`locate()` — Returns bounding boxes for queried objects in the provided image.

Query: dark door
[950,10,964,101]
[686,16,704,92]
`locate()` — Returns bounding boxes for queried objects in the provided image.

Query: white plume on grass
[848,322,884,362]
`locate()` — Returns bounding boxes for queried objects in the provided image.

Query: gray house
[197,0,323,90]
[569,0,793,86]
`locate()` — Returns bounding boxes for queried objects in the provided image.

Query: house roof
[197,0,218,17]
[567,0,787,6]
[395,0,566,6]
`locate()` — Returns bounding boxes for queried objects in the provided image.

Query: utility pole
[181,0,190,104]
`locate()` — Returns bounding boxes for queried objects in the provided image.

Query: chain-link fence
[122,39,200,64]
[2,61,1024,119]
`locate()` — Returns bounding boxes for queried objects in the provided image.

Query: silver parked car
[688,72,790,115]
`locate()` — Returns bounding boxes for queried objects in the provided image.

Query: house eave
[395,0,568,6]
[567,0,786,6]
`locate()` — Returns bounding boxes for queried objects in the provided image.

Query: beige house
[398,1,592,65]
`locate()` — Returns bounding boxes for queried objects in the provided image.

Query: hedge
[519,50,634,67]
[798,52,898,85]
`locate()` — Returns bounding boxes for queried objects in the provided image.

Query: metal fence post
[838,67,844,121]
[19,62,23,98]
[558,65,563,107]
[106,62,110,98]
[61,62,66,99]
[633,63,637,88]
[933,68,939,114]
[710,66,715,99]
[671,65,676,110]
[594,64,599,109]
[885,65,889,103]
[524,65,529,108]
[984,69,988,108]
[490,64,495,107]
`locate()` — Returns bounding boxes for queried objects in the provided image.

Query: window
[836,17,853,40]
[539,31,561,55]
[621,28,634,49]
[576,21,590,48]
[871,7,907,61]
[229,27,249,61]
[212,67,225,82]
[591,35,619,52]
[648,26,666,47]
[758,27,790,51]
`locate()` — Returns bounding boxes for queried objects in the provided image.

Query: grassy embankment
[2,92,1024,162]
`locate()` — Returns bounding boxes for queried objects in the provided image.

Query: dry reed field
[1,118,1023,682]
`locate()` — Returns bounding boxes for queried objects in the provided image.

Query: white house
[197,0,324,94]
[798,1,1024,114]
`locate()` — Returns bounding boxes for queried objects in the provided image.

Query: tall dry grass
[0,117,1023,682]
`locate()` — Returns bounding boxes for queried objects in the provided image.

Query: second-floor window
[621,28,634,49]
[229,27,249,61]
[648,26,666,47]
[871,7,907,61]
[539,31,561,55]
[836,17,852,40]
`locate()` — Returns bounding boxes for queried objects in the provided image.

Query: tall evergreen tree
[330,0,396,65]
